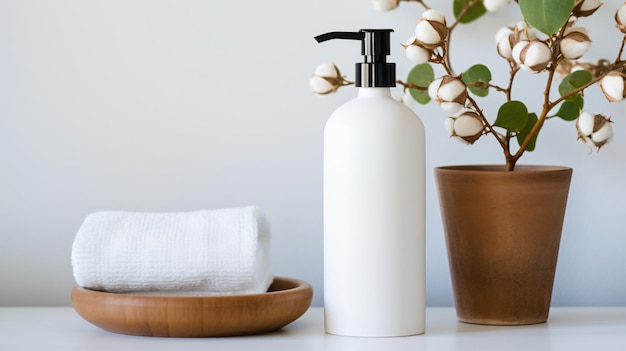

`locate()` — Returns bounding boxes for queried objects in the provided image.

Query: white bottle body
[323,87,426,337]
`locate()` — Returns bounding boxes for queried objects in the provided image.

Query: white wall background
[1,0,625,307]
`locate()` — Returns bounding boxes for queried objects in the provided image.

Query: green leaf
[453,0,487,24]
[558,70,593,99]
[555,101,581,121]
[519,0,575,36]
[406,63,434,104]
[517,113,540,152]
[461,64,492,97]
[571,93,584,109]
[494,101,529,133]
[554,95,584,121]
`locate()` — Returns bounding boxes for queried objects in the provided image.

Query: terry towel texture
[71,206,273,296]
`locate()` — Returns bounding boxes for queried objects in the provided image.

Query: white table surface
[1,307,625,350]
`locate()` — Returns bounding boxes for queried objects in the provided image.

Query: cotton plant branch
[311,0,626,170]
[399,0,625,170]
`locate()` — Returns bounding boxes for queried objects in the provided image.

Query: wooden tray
[71,276,313,337]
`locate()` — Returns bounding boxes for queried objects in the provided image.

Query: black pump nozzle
[314,31,365,43]
[315,29,396,88]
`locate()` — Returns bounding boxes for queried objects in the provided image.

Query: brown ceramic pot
[434,165,573,325]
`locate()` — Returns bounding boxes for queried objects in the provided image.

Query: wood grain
[71,277,313,337]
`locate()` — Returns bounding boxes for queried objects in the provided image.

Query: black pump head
[315,29,396,88]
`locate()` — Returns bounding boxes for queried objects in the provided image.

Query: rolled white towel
[71,206,273,296]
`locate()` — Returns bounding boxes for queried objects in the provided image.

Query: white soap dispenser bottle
[315,29,425,337]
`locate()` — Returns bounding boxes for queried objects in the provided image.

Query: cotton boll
[578,134,596,150]
[444,117,455,135]
[314,63,339,78]
[560,27,591,60]
[513,40,552,72]
[445,117,471,144]
[446,112,484,144]
[496,29,515,60]
[513,22,537,41]
[495,27,513,43]
[454,113,484,137]
[440,102,466,115]
[600,71,626,102]
[484,0,511,12]
[415,21,442,47]
[415,9,448,48]
[560,38,591,60]
[495,25,537,61]
[309,76,335,95]
[371,0,399,12]
[437,78,466,101]
[616,3,626,33]
[573,0,603,17]
[405,43,432,64]
[576,111,595,136]
[576,111,613,151]
[522,41,552,71]
[310,63,343,95]
[511,40,527,63]
[429,76,468,115]
[592,121,613,144]
[428,77,443,101]
[422,9,446,23]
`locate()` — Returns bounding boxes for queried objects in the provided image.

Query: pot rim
[435,164,572,173]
